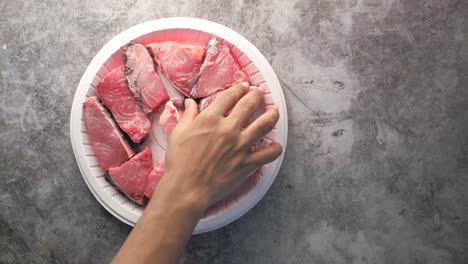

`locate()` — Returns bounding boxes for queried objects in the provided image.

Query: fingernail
[241,82,249,88]
[266,104,278,110]
[265,138,274,146]
[257,85,266,94]
[184,99,190,108]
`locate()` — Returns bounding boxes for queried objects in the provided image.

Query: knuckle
[233,83,246,92]
[254,88,264,98]
[218,123,240,142]
[239,159,251,169]
[271,109,280,121]
[199,112,219,125]
[251,89,264,101]
[244,98,259,111]
[265,113,278,128]
[217,94,233,106]
[247,89,260,101]
[218,125,233,137]
[226,93,238,103]
[203,112,218,120]
[224,87,242,100]
[245,101,256,112]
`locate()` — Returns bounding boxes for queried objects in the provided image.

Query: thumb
[179,98,198,124]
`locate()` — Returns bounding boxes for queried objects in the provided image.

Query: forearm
[112,86,281,263]
[112,177,207,264]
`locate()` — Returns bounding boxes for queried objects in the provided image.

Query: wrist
[148,176,209,217]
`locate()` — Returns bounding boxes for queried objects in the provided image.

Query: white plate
[70,17,288,234]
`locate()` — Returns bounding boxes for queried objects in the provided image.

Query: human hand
[159,82,282,211]
[113,82,282,264]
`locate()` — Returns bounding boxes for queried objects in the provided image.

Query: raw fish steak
[107,147,153,205]
[144,160,164,199]
[82,96,134,171]
[192,38,249,98]
[157,67,185,106]
[124,43,169,113]
[147,42,206,97]
[96,67,150,143]
[159,101,181,138]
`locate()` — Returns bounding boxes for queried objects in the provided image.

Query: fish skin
[147,41,206,97]
[124,43,169,114]
[156,66,185,107]
[96,67,151,143]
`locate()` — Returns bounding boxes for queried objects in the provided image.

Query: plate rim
[70,17,288,234]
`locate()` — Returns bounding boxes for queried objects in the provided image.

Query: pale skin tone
[112,82,282,264]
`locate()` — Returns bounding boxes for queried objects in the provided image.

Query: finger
[244,141,282,167]
[207,82,249,116]
[178,98,199,124]
[228,86,265,127]
[240,105,279,146]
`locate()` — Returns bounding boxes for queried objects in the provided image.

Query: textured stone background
[1,0,467,263]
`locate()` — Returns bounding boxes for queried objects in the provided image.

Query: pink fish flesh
[191,38,249,98]
[96,67,150,143]
[144,160,164,199]
[124,43,169,113]
[147,42,206,97]
[82,96,134,171]
[107,147,153,205]
[159,101,181,139]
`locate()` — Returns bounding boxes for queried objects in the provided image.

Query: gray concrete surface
[1,0,467,263]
